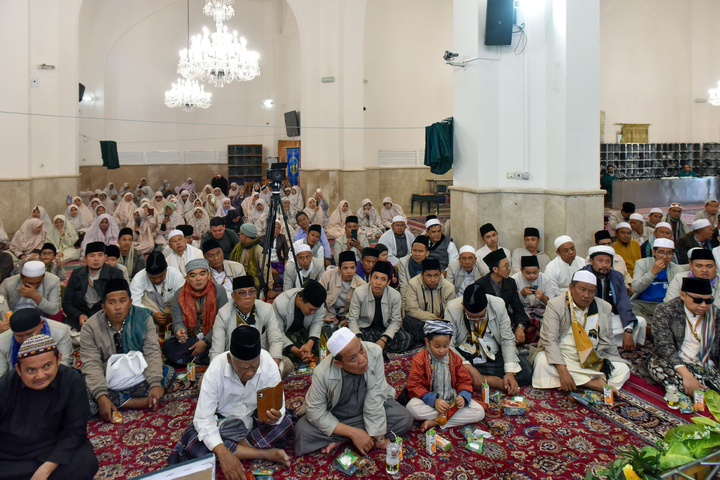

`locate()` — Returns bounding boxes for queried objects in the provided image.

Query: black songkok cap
[308,224,322,234]
[145,251,168,275]
[10,308,42,333]
[338,251,356,266]
[232,275,256,291]
[85,241,106,255]
[105,244,121,258]
[345,215,359,224]
[41,243,56,254]
[302,279,328,308]
[118,227,134,239]
[463,283,488,314]
[521,255,539,269]
[524,227,540,238]
[422,258,442,272]
[362,247,379,258]
[483,249,507,268]
[595,230,612,244]
[230,325,261,361]
[413,235,430,248]
[103,278,129,300]
[202,238,222,254]
[622,202,636,213]
[177,224,194,237]
[371,260,392,278]
[690,249,715,262]
[682,277,713,295]
[480,223,496,238]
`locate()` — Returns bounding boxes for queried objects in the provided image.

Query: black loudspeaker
[485,0,514,46]
[79,83,86,102]
[284,110,300,137]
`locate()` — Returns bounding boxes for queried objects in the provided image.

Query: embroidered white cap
[554,235,573,250]
[327,327,357,356]
[653,238,675,249]
[22,260,46,277]
[459,245,476,255]
[572,270,597,286]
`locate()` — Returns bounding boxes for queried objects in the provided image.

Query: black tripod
[259,180,303,299]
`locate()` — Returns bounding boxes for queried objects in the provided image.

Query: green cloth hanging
[424,119,453,175]
[100,140,120,170]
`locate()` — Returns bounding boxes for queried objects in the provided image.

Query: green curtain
[424,119,453,175]
[100,140,119,170]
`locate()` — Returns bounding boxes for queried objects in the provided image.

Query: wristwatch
[518,324,526,330]
[624,326,634,334]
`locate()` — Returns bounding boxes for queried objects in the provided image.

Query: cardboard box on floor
[133,454,215,480]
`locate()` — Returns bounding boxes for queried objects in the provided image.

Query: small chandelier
[164,78,212,111]
[709,82,720,106]
[203,0,234,25]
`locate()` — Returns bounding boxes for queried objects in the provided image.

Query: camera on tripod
[266,162,286,193]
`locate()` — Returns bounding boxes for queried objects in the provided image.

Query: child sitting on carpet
[405,320,485,431]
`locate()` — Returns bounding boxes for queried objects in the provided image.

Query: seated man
[676,219,714,264]
[404,258,456,344]
[544,235,587,299]
[210,276,284,365]
[0,334,98,480]
[475,223,511,277]
[397,235,430,308]
[229,223,264,288]
[511,256,549,344]
[608,201,635,230]
[665,202,689,243]
[294,327,413,456]
[273,280,327,373]
[647,277,720,394]
[166,259,228,365]
[81,279,176,422]
[117,227,146,280]
[377,216,415,266]
[0,260,60,317]
[293,212,332,266]
[333,215,369,266]
[629,213,653,245]
[284,244,325,290]
[613,222,642,277]
[356,247,379,282]
[63,242,125,329]
[640,221,674,259]
[170,326,292,476]
[445,283,532,392]
[581,246,646,350]
[105,245,130,282]
[166,229,203,276]
[694,198,719,229]
[202,239,246,301]
[532,270,630,392]
[631,238,683,319]
[201,217,240,260]
[594,230,631,287]
[646,207,664,229]
[425,218,458,271]
[665,248,720,306]
[510,227,551,275]
[477,250,529,344]
[319,251,366,325]
[0,308,72,378]
[295,224,325,260]
[39,242,66,281]
[129,252,185,335]
[445,245,483,298]
[347,262,412,354]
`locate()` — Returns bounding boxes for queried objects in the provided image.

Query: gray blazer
[0,319,73,377]
[0,272,61,315]
[631,257,685,298]
[445,260,483,295]
[397,255,419,309]
[273,288,325,348]
[333,233,369,266]
[347,283,402,339]
[209,299,283,361]
[283,258,325,291]
[303,341,396,437]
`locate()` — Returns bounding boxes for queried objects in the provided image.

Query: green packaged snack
[335,448,359,470]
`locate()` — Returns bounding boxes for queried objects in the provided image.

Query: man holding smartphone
[333,216,369,266]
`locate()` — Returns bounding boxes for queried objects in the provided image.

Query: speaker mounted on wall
[79,83,86,102]
[485,0,514,46]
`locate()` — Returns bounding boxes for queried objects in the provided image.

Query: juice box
[482,382,490,404]
[694,390,705,412]
[187,362,196,381]
[603,384,613,406]
[425,428,437,455]
[436,435,452,452]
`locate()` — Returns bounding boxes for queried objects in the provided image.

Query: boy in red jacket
[406,320,485,431]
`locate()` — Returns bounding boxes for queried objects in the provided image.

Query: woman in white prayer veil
[356,198,384,240]
[104,182,119,203]
[65,205,90,234]
[303,197,324,226]
[114,191,137,227]
[228,182,240,199]
[288,185,304,211]
[215,198,235,218]
[29,206,52,232]
[69,196,94,226]
[187,206,211,238]
[47,214,80,261]
[98,191,116,214]
[241,192,259,222]
[325,200,351,239]
[380,196,405,230]
[249,199,267,225]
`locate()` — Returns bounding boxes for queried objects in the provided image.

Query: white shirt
[129,266,185,307]
[378,229,416,266]
[292,239,324,260]
[511,271,547,307]
[212,268,233,302]
[458,269,475,298]
[543,256,587,299]
[194,349,284,451]
[166,245,203,276]
[678,306,705,367]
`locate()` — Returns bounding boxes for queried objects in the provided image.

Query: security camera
[443,51,459,62]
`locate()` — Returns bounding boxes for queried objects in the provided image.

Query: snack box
[426,428,437,455]
[501,396,527,416]
[436,435,452,452]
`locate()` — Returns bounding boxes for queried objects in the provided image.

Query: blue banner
[287,147,300,186]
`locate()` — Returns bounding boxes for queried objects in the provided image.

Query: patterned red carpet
[87,350,682,480]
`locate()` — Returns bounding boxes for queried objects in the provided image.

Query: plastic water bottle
[386,441,400,476]
[666,384,679,409]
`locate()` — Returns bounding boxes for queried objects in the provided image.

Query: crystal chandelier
[709,82,720,106]
[164,78,212,111]
[203,0,234,25]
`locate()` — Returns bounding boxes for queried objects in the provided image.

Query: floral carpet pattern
[86,350,684,479]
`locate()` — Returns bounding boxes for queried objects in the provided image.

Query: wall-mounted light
[261,99,274,109]
[709,82,720,106]
[82,95,94,104]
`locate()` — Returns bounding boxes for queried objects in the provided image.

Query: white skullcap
[459,245,476,255]
[426,219,441,229]
[629,213,644,221]
[168,229,184,240]
[294,244,311,254]
[650,208,663,214]
[316,188,322,193]
[22,260,46,277]
[573,270,597,286]
[554,235,573,250]
[588,245,615,258]
[391,215,406,224]
[615,222,631,231]
[327,327,357,356]
[654,222,672,231]
[693,219,712,230]
[708,198,718,204]
[653,238,675,249]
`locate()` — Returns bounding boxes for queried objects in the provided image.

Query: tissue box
[501,396,527,415]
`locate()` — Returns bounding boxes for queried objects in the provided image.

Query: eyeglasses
[655,250,675,257]
[234,289,257,298]
[236,362,260,372]
[687,294,714,305]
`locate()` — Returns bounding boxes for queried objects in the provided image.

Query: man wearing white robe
[377,216,415,266]
[543,235,587,299]
[165,230,203,276]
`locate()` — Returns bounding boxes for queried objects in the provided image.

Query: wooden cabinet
[228,144,263,190]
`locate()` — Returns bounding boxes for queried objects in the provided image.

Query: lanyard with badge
[458,310,491,364]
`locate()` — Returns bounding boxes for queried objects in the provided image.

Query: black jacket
[675,232,708,265]
[62,264,125,322]
[475,275,529,330]
[211,176,229,195]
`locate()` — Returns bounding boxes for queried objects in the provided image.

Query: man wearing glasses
[631,238,683,320]
[647,277,720,395]
[665,249,720,308]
